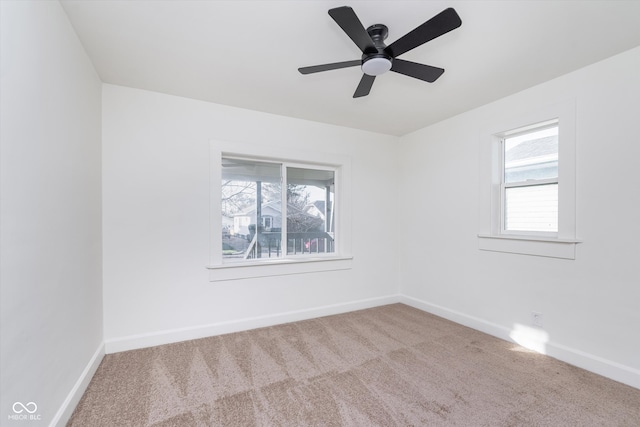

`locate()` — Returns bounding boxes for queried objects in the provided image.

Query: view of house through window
[221,157,335,262]
[502,121,559,233]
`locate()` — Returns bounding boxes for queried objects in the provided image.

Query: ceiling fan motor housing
[361,24,392,76]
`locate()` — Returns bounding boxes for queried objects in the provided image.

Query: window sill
[207,256,353,281]
[478,234,581,259]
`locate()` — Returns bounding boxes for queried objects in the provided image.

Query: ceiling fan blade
[353,74,375,98]
[298,60,361,75]
[328,6,377,54]
[385,8,461,58]
[391,59,444,82]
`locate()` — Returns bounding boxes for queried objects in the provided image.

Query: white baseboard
[50,342,105,427]
[400,295,640,390]
[400,295,515,341]
[104,294,401,354]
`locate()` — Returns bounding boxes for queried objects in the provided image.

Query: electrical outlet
[531,311,544,328]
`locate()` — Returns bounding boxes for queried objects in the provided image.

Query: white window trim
[500,120,559,237]
[207,256,354,281]
[208,140,353,281]
[478,99,580,259]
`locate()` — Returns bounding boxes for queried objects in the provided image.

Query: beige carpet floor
[68,304,640,426]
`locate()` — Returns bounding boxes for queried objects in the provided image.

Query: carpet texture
[68,304,640,426]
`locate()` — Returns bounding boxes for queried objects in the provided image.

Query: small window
[502,121,558,235]
[478,100,578,259]
[261,216,273,230]
[221,157,336,263]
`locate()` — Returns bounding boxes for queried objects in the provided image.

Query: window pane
[286,167,335,255]
[505,184,558,232]
[505,126,558,183]
[221,158,282,262]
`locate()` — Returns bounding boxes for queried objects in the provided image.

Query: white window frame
[208,141,353,281]
[478,100,580,259]
[500,120,559,238]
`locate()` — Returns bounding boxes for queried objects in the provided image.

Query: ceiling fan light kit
[298,6,462,98]
[362,56,392,76]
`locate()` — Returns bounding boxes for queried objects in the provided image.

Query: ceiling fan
[298,6,462,98]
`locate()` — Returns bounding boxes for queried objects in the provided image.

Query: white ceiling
[60,1,640,136]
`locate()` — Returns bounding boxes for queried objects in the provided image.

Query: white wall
[398,47,640,388]
[0,1,103,425]
[102,84,399,350]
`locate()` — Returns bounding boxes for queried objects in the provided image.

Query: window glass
[221,159,336,263]
[221,158,282,262]
[286,167,335,255]
[505,184,558,232]
[504,126,558,183]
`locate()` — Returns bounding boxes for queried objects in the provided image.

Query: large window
[221,157,336,263]
[502,121,558,235]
